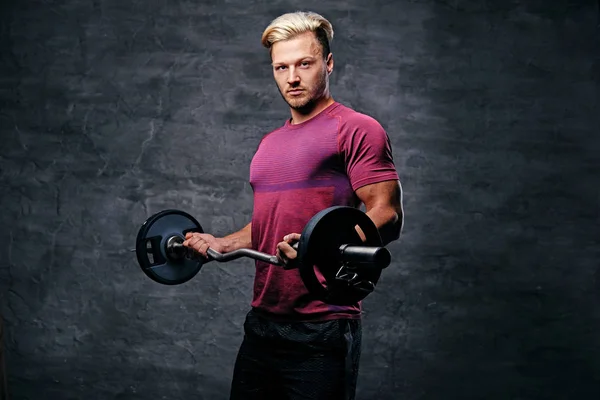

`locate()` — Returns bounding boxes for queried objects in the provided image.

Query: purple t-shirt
[249,102,399,321]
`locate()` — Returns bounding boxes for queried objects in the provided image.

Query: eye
[275,66,287,71]
[301,61,310,67]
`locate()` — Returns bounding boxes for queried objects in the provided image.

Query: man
[183,11,403,400]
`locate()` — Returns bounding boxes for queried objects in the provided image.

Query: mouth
[287,89,304,96]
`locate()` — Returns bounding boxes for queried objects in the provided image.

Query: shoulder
[331,103,393,155]
[327,103,386,133]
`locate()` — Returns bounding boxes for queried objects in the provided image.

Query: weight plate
[135,209,204,285]
[297,206,384,305]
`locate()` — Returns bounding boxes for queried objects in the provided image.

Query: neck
[289,95,335,125]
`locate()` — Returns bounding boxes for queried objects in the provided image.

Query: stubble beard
[279,70,328,114]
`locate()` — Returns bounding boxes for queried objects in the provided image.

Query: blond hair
[261,11,334,58]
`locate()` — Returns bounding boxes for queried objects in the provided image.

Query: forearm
[221,223,252,252]
[365,206,403,246]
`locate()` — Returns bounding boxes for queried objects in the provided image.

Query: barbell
[133,206,391,305]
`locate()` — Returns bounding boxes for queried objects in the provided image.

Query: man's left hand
[276,233,301,268]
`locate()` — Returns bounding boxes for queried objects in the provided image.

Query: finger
[277,241,288,251]
[277,242,297,260]
[197,242,211,257]
[186,231,204,240]
[283,233,301,243]
[186,236,206,249]
[354,225,367,242]
[276,246,293,267]
[183,232,200,245]
[183,236,197,248]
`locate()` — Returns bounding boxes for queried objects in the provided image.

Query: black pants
[229,309,362,400]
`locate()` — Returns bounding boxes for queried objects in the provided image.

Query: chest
[249,121,342,188]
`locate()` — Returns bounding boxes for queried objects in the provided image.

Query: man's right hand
[183,232,227,258]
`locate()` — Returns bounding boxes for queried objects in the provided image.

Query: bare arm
[355,180,404,245]
[221,223,252,252]
[183,222,252,257]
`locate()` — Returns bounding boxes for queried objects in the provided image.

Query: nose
[287,67,300,85]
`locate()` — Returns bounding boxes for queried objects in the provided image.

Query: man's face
[271,31,332,110]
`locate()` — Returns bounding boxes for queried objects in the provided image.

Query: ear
[326,53,334,74]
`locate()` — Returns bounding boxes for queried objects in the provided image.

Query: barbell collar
[339,244,391,270]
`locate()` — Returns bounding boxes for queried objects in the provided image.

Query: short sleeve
[338,116,399,191]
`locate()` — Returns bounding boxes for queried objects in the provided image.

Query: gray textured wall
[1,0,598,399]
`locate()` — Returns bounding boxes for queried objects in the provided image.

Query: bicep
[355,179,403,213]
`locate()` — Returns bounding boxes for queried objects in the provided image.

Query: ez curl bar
[133,206,391,305]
